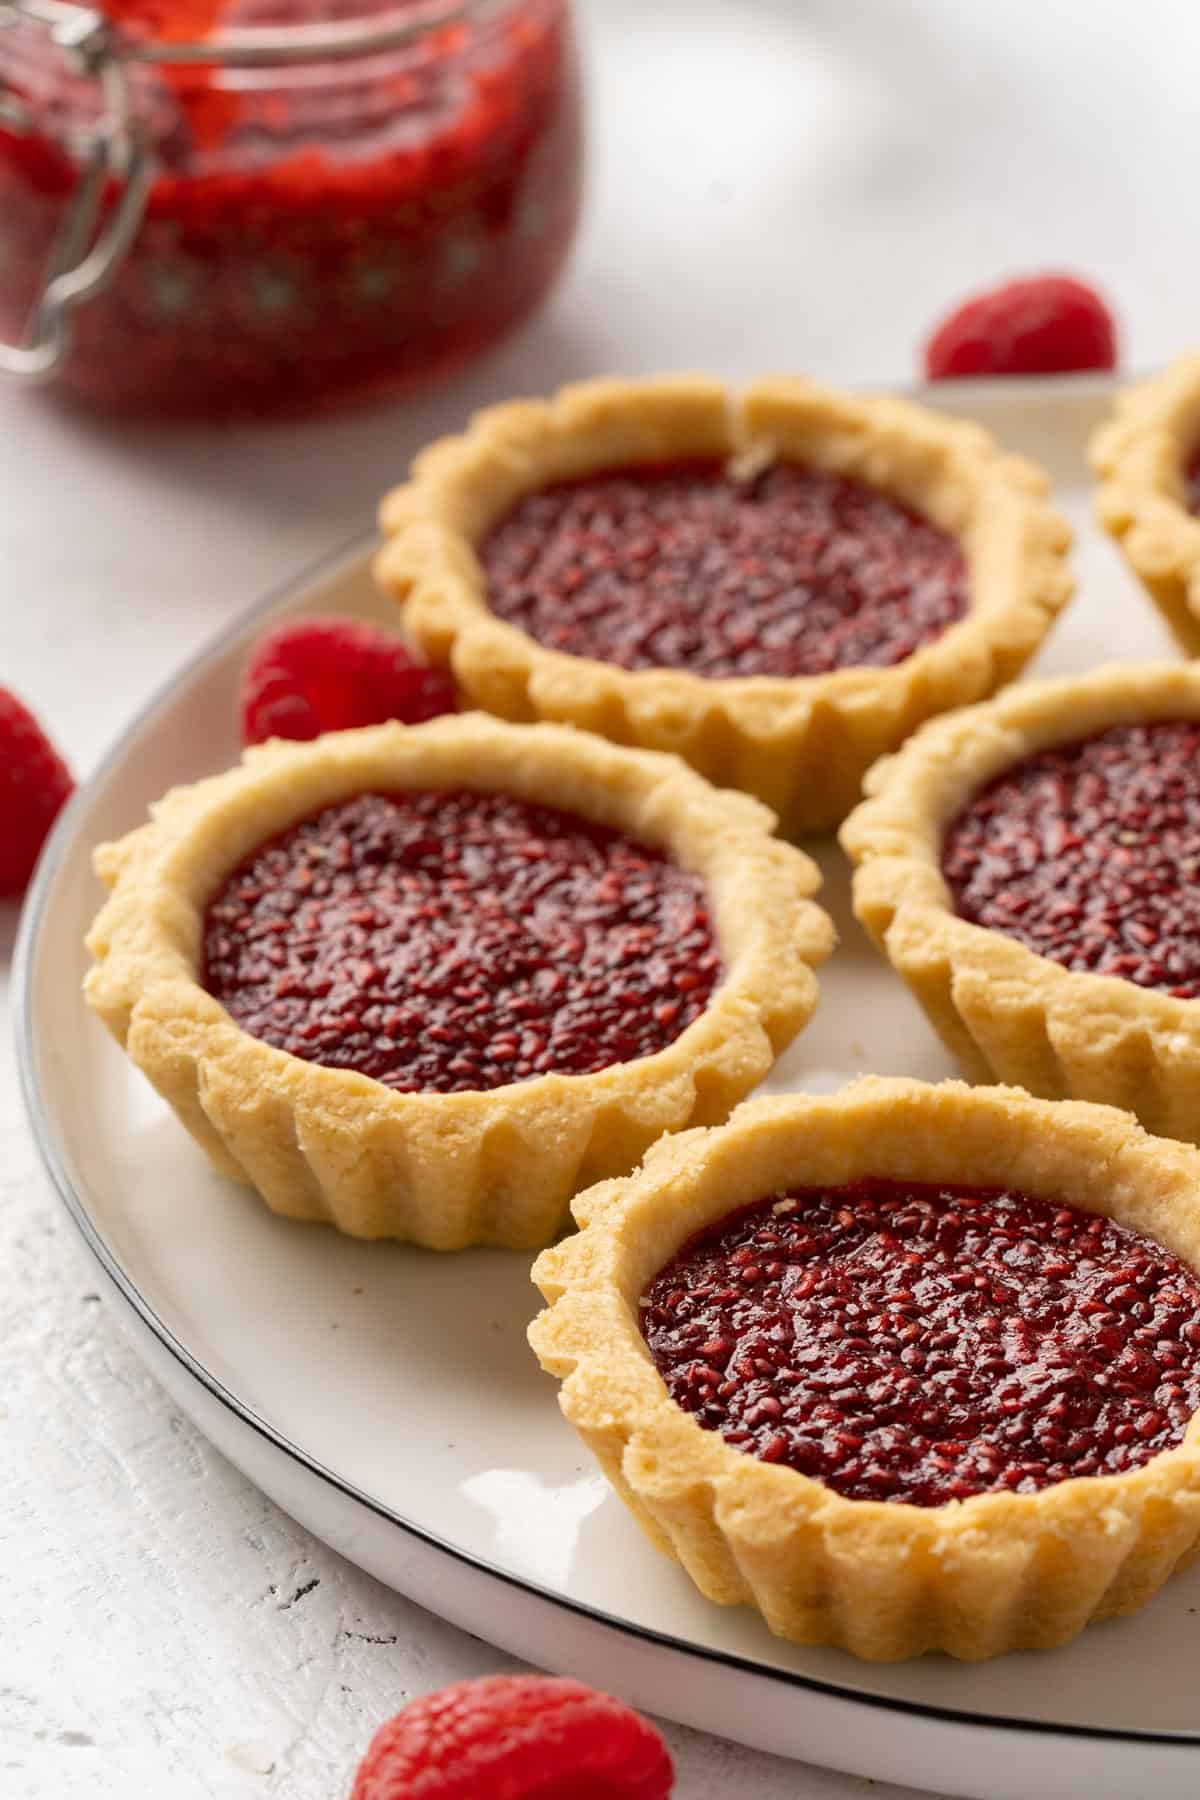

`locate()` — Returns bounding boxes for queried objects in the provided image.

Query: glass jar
[0,0,582,417]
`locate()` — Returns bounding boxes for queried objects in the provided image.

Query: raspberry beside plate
[0,686,73,898]
[924,273,1117,379]
[349,1675,674,1800]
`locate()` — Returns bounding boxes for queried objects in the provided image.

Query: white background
[3,2,1199,1794]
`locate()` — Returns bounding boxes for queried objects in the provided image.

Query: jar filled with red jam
[0,0,582,416]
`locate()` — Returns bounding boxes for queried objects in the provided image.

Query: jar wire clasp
[0,0,154,380]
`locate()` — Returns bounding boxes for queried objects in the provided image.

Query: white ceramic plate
[17,378,1200,1800]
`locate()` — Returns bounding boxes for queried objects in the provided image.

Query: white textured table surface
[5,2,1200,1794]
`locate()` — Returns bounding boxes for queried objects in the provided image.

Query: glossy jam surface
[943,719,1200,998]
[641,1178,1200,1506]
[480,460,968,678]
[202,789,719,1092]
[0,1,581,417]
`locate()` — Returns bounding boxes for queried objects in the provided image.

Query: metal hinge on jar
[0,0,153,378]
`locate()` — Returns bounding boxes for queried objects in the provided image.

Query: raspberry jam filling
[479,460,968,679]
[641,1179,1200,1506]
[943,719,1200,998]
[202,789,720,1093]
[1186,448,1200,515]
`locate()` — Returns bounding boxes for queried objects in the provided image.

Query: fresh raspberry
[349,1675,674,1800]
[0,687,73,898]
[240,616,457,746]
[923,274,1117,380]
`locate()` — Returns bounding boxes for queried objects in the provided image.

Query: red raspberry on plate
[0,687,73,898]
[240,616,457,746]
[349,1674,674,1800]
[923,273,1117,380]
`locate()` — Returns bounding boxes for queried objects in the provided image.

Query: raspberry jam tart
[86,716,832,1248]
[843,665,1200,1143]
[530,1080,1200,1660]
[202,787,720,1093]
[1093,355,1200,656]
[0,0,581,418]
[377,375,1073,833]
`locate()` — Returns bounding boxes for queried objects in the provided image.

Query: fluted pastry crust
[841,662,1200,1140]
[85,715,832,1249]
[529,1078,1200,1661]
[1092,355,1200,654]
[375,375,1073,835]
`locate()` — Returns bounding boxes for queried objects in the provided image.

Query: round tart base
[1092,355,1200,656]
[85,716,832,1250]
[529,1079,1200,1662]
[841,662,1200,1142]
[375,374,1073,835]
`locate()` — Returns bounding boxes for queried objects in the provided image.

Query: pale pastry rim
[1091,354,1200,655]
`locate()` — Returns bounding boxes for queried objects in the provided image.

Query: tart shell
[374,375,1073,836]
[529,1078,1200,1661]
[841,662,1200,1141]
[1091,355,1200,655]
[84,715,832,1250]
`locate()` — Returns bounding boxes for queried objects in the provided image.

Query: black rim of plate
[13,518,1200,1752]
